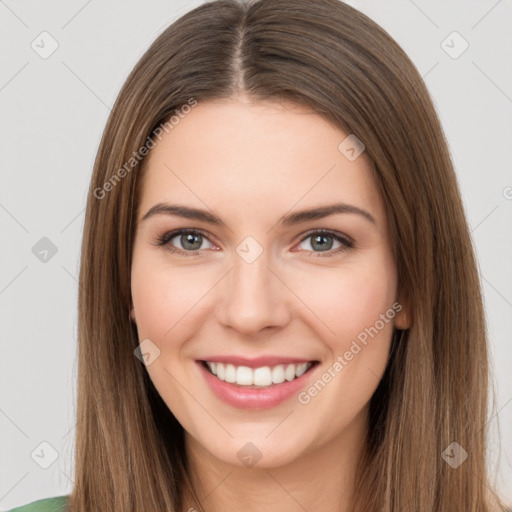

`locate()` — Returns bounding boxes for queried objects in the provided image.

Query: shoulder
[5,496,69,512]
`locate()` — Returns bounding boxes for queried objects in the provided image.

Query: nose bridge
[217,245,290,334]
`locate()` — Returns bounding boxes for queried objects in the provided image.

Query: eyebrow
[141,202,376,227]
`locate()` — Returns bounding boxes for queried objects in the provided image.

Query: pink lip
[196,360,319,410]
[199,355,314,368]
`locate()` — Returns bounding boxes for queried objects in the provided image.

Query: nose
[216,251,291,335]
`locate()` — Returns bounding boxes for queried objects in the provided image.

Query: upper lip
[198,356,318,368]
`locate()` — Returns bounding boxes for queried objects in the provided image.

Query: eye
[155,229,215,256]
[296,230,354,257]
[154,228,354,257]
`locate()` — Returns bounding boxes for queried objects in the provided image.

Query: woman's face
[130,95,408,469]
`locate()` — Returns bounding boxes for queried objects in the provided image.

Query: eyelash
[154,228,354,258]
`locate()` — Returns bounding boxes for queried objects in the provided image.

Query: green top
[5,496,68,512]
[5,495,511,511]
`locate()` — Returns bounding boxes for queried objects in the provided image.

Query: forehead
[138,97,385,226]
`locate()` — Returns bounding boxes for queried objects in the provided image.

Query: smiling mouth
[200,360,319,388]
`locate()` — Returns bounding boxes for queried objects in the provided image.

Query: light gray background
[1,0,511,509]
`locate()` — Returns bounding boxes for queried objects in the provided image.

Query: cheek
[293,261,397,428]
[130,259,206,409]
[131,270,172,339]
[131,257,212,341]
[290,255,398,349]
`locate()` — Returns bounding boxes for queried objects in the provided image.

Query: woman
[9,0,508,510]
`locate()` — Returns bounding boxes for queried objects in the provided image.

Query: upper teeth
[206,361,313,387]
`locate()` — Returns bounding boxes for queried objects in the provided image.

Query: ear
[130,305,136,323]
[394,291,411,330]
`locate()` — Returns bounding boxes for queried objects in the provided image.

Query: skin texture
[130,95,409,512]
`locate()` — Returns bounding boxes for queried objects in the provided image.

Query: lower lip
[196,361,318,410]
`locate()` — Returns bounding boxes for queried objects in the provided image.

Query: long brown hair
[71,0,507,510]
